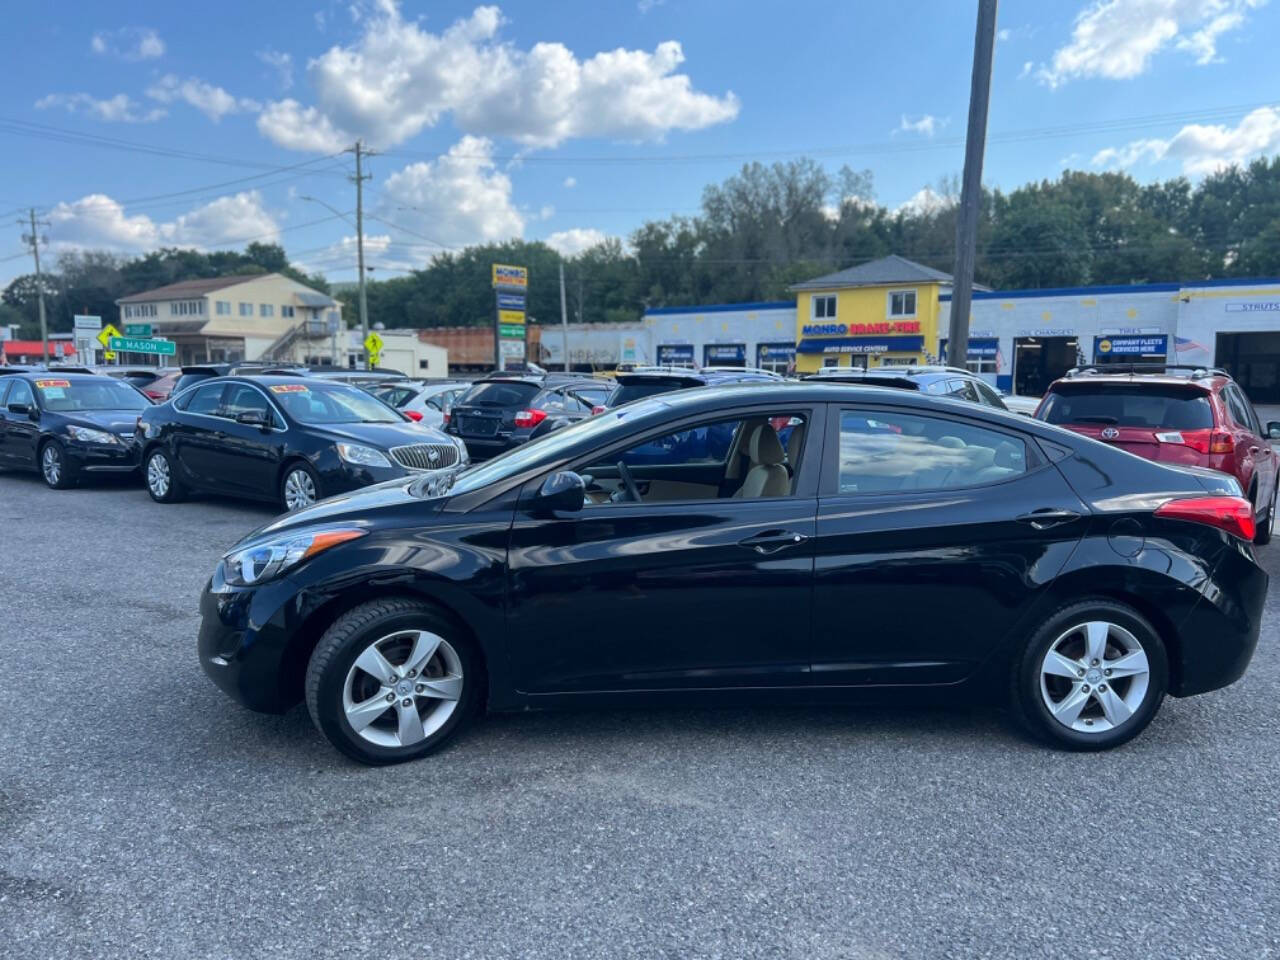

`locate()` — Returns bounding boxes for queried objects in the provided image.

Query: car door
[211,382,286,497]
[169,381,229,490]
[1225,384,1275,505]
[505,403,825,695]
[2,378,39,468]
[811,403,1088,687]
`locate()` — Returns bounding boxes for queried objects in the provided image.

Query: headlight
[222,527,366,586]
[336,442,392,468]
[65,425,119,444]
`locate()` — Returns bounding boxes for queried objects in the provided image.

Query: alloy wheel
[41,445,61,486]
[147,454,170,499]
[1039,621,1151,734]
[283,468,317,510]
[341,630,464,748]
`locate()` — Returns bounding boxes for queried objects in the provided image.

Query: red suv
[1036,364,1280,544]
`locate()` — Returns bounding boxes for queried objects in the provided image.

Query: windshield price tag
[269,384,309,394]
[34,379,71,389]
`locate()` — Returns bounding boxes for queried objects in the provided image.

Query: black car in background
[137,375,468,511]
[197,381,1265,764]
[802,365,1010,410]
[444,373,613,459]
[0,370,148,488]
[604,365,782,409]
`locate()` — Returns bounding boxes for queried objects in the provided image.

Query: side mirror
[7,402,30,417]
[1268,421,1280,441]
[536,471,585,514]
[235,410,271,431]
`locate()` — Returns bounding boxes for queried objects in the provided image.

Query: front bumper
[66,438,140,473]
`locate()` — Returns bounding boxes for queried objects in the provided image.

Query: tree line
[7,155,1280,338]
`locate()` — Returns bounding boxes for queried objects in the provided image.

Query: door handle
[1016,508,1082,530]
[738,530,808,554]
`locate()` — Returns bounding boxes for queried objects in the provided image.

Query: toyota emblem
[1101,427,1120,440]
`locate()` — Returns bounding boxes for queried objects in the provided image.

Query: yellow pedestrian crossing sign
[363,331,384,366]
[97,323,122,349]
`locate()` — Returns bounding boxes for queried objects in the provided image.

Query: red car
[1036,364,1280,544]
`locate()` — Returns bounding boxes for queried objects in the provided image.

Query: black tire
[305,598,484,765]
[1254,479,1276,546]
[279,460,321,512]
[144,447,185,503]
[1010,599,1168,751]
[39,440,77,489]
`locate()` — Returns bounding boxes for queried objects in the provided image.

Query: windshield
[269,381,402,424]
[33,378,149,412]
[444,399,671,496]
[1039,384,1214,429]
[458,380,541,408]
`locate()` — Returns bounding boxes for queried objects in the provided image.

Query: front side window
[580,413,807,504]
[7,379,35,409]
[812,295,837,319]
[222,384,280,427]
[837,410,1027,494]
[889,290,917,317]
[179,383,227,415]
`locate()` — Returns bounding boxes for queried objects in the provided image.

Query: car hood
[64,410,142,434]
[239,475,447,545]
[307,420,452,449]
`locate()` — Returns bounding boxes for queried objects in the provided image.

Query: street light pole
[947,0,999,371]
[559,261,570,372]
[20,208,51,364]
[351,141,372,370]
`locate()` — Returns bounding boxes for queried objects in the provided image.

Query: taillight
[1167,428,1212,454]
[513,408,548,428]
[404,410,423,422]
[1155,495,1255,541]
[144,389,164,400]
[1209,430,1235,455]
[441,412,450,426]
[591,404,606,416]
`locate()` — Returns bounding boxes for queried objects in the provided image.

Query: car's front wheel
[40,440,76,489]
[305,598,482,765]
[1011,600,1168,751]
[280,462,320,512]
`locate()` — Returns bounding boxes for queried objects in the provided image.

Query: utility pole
[559,261,570,372]
[946,0,998,371]
[350,141,373,370]
[20,208,51,364]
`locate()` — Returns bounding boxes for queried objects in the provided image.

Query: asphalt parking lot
[2,472,1278,960]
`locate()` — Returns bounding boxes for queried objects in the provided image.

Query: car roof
[1047,367,1225,392]
[3,370,105,382]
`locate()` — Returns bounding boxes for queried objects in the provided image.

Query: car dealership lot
[2,473,1278,959]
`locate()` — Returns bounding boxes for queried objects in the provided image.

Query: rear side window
[1039,385,1213,430]
[1224,385,1259,433]
[837,410,1028,494]
[460,381,541,407]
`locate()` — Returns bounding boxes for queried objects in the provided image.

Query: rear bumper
[1171,538,1268,697]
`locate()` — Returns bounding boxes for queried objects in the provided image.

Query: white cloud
[258,49,295,90]
[46,191,278,252]
[35,92,165,124]
[544,228,608,255]
[895,114,946,138]
[377,136,525,249]
[1037,0,1267,87]
[1019,60,1034,79]
[1092,105,1280,174]
[257,2,738,152]
[563,176,577,188]
[998,28,1012,41]
[146,75,261,122]
[90,27,164,61]
[895,186,956,216]
[638,0,667,11]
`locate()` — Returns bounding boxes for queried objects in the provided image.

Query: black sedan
[197,381,1266,764]
[444,374,613,459]
[0,371,148,488]
[137,375,468,511]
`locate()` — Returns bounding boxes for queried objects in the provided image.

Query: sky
[3,0,1280,288]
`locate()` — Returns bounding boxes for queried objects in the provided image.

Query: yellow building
[790,255,965,374]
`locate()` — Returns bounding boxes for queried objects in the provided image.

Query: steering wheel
[617,460,642,503]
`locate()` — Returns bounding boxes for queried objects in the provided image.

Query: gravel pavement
[1,470,1278,959]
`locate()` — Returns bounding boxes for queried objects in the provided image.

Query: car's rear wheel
[1254,477,1277,546]
[145,448,185,502]
[1011,600,1168,751]
[305,598,482,765]
[281,462,320,512]
[40,440,76,489]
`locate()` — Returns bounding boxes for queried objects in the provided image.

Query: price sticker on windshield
[269,384,309,394]
[34,379,71,389]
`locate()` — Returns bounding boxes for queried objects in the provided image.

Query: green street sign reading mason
[108,336,176,356]
[124,323,153,337]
